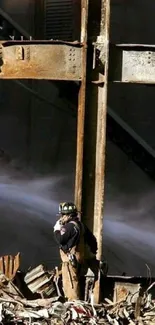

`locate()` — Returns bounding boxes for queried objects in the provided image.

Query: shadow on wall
[108,83,155,150]
[0,0,34,34]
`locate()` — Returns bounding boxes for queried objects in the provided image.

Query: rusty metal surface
[74,0,110,304]
[0,41,82,80]
[74,0,88,211]
[93,0,110,260]
[24,265,56,297]
[93,0,110,305]
[113,282,140,303]
[0,253,20,280]
[109,44,155,83]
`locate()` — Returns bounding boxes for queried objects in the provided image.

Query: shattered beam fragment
[0,253,20,280]
[0,41,82,80]
[24,264,56,297]
[109,44,155,84]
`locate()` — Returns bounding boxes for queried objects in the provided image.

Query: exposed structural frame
[1,41,155,83]
[75,0,110,304]
[1,0,155,303]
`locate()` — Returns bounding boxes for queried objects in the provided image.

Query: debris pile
[0,253,155,324]
[1,288,155,324]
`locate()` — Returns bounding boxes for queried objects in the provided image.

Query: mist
[103,140,155,276]
[0,167,74,270]
[0,140,154,277]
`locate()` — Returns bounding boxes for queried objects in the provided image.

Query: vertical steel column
[94,0,110,262]
[93,0,110,303]
[75,0,88,211]
[74,0,110,303]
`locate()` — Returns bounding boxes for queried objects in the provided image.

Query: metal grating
[45,0,74,41]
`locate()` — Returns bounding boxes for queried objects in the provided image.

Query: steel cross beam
[0,40,82,80]
[1,41,155,83]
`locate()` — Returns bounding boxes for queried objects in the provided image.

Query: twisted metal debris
[0,254,154,324]
[0,281,155,324]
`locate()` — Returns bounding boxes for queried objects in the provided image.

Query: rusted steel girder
[74,0,88,212]
[0,41,82,80]
[74,0,110,304]
[1,39,155,82]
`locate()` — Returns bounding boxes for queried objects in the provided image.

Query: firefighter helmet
[58,202,77,215]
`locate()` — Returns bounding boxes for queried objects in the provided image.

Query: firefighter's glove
[53,220,61,232]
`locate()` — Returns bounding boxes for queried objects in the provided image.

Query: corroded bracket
[0,40,82,80]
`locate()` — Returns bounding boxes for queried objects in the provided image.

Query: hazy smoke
[104,141,155,276]
[104,213,155,276]
[0,167,74,270]
[0,148,154,276]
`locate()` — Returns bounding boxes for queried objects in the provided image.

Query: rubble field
[0,253,155,324]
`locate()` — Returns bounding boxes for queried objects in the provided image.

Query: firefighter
[53,202,99,300]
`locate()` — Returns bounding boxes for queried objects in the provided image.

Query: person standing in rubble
[53,202,100,300]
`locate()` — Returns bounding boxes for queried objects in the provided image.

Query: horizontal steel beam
[109,44,155,84]
[0,41,82,80]
[1,41,155,83]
